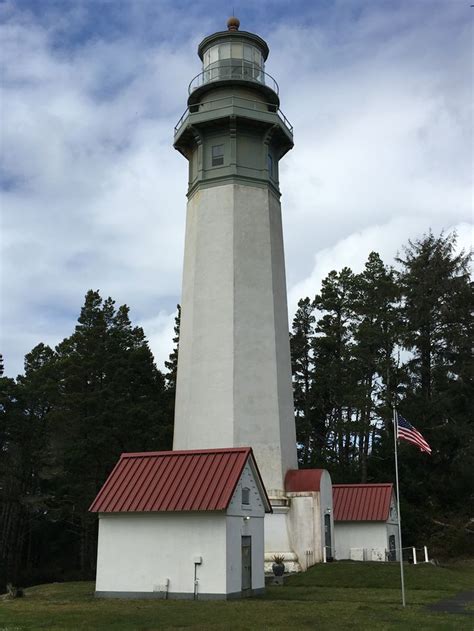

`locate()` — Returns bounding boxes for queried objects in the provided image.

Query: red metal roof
[285,469,326,492]
[333,483,393,521]
[89,447,271,514]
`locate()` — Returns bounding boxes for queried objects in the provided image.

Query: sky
[1,0,472,378]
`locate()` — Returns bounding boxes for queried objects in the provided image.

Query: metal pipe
[393,406,406,607]
[193,563,198,600]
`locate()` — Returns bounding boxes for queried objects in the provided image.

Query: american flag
[397,414,432,455]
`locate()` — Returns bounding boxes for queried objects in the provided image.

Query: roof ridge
[333,483,393,487]
[120,447,252,458]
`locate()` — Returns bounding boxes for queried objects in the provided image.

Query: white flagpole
[393,406,406,607]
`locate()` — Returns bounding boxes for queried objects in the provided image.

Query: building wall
[334,522,389,560]
[319,470,334,559]
[173,182,297,494]
[284,471,334,569]
[173,184,235,451]
[95,512,227,597]
[286,494,318,569]
[226,460,266,594]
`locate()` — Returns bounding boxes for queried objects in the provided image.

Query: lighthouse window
[219,43,231,59]
[242,487,250,506]
[209,46,219,65]
[232,43,243,58]
[267,154,274,178]
[212,144,224,167]
[254,48,263,68]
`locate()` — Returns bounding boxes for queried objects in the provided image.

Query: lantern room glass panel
[201,41,265,86]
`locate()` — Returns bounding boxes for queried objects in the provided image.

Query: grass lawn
[1,561,473,630]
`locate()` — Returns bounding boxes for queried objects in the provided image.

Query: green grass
[1,562,473,630]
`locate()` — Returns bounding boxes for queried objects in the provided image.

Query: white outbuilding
[333,483,399,561]
[90,447,272,599]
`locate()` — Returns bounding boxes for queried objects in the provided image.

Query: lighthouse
[173,17,333,571]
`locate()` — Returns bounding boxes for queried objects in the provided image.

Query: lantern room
[187,16,279,107]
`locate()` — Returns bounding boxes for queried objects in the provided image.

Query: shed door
[241,536,252,593]
[388,534,396,561]
[324,514,333,560]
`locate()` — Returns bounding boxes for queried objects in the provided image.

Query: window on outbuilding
[242,487,250,506]
[212,144,224,167]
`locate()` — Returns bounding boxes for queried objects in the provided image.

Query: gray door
[324,514,332,560]
[241,536,252,592]
[388,534,396,561]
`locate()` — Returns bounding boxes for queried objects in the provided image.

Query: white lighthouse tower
[173,17,332,571]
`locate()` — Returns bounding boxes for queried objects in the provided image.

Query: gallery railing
[174,94,293,137]
[188,62,279,95]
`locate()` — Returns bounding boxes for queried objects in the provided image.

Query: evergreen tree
[351,253,401,481]
[51,291,171,575]
[0,291,172,587]
[395,233,473,554]
[312,267,359,477]
[164,305,181,427]
[0,344,58,587]
[290,298,316,464]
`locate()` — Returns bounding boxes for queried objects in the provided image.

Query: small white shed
[333,483,399,561]
[90,447,272,599]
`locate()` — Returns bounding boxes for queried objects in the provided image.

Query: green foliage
[291,232,472,555]
[290,297,316,463]
[0,291,172,589]
[163,304,181,423]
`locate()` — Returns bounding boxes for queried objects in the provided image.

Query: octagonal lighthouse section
[173,18,300,572]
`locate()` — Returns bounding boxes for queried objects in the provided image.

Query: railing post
[412,547,417,565]
[424,546,429,563]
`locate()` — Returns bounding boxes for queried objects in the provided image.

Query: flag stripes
[397,414,432,454]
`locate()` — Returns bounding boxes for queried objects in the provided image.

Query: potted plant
[271,554,285,576]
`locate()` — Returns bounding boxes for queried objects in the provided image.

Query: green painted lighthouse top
[188,17,279,105]
[173,15,294,166]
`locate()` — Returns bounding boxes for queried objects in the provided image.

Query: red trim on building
[89,447,271,514]
[284,469,326,493]
[333,484,393,521]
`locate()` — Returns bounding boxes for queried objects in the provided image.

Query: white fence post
[323,546,327,563]
[412,547,417,565]
[424,546,429,563]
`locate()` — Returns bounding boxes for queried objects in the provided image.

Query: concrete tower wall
[173,181,297,493]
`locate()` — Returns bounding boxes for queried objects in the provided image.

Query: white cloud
[138,308,178,372]
[0,1,471,377]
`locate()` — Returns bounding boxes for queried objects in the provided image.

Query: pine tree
[290,298,316,464]
[351,252,401,481]
[0,291,173,587]
[312,267,359,477]
[0,344,58,587]
[395,232,473,553]
[163,305,181,432]
[51,290,171,575]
